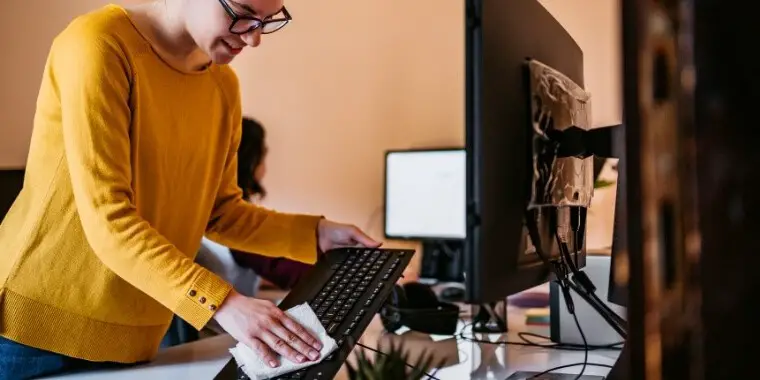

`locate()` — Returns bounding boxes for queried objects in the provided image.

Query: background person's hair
[238,117,267,199]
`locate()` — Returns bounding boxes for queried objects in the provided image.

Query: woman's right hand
[213,290,323,367]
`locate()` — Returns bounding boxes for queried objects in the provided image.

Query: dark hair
[237,117,267,199]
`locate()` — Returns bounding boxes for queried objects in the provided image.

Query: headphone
[379,282,460,336]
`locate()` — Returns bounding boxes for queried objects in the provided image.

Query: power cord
[457,314,613,379]
[564,208,627,338]
[523,209,593,379]
[373,206,624,378]
[375,315,619,378]
[552,230,589,379]
[547,280,589,380]
[568,304,588,378]
[355,342,441,380]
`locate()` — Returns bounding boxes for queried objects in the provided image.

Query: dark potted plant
[346,341,441,380]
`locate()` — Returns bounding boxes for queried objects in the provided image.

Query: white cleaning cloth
[230,303,338,380]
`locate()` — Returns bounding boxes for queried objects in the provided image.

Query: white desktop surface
[43,306,620,379]
[44,334,235,380]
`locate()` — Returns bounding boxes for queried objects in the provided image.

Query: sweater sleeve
[54,27,231,330]
[230,251,314,290]
[204,72,322,265]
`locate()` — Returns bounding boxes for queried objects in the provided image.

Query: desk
[44,306,620,379]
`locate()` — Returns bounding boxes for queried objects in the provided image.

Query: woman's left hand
[317,219,382,252]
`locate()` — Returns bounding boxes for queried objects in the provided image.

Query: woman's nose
[241,29,262,48]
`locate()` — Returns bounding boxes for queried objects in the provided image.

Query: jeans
[160,316,199,348]
[0,336,127,380]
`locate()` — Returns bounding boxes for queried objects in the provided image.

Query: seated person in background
[163,117,312,346]
[200,116,423,292]
[196,117,312,295]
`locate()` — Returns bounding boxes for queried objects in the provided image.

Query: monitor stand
[419,239,465,282]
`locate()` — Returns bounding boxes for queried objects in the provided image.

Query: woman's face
[181,0,286,64]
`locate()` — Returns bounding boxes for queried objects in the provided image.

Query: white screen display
[384,150,466,239]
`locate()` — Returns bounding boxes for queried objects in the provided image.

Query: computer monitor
[464,0,588,303]
[384,148,467,283]
[383,149,466,241]
[608,124,629,308]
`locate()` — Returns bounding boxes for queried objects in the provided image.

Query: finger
[271,321,321,361]
[350,226,382,248]
[261,330,306,364]
[278,313,322,351]
[246,337,280,368]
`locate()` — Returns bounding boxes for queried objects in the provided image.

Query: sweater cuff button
[188,290,197,297]
[199,296,207,304]
[209,304,217,311]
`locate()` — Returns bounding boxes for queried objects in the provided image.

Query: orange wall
[542,0,622,128]
[0,0,620,248]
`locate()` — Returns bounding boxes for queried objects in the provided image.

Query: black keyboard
[214,247,415,380]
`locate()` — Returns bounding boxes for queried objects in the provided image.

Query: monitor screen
[384,149,466,240]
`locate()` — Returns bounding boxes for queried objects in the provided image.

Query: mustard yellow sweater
[0,5,320,363]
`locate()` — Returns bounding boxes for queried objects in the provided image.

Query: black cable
[550,260,588,380]
[527,362,614,379]
[355,342,441,380]
[456,329,617,379]
[566,208,627,333]
[457,325,621,352]
[563,281,627,339]
[369,209,621,379]
[516,332,622,350]
[559,252,627,332]
[570,304,589,379]
[572,207,581,269]
[544,211,627,340]
[570,207,582,269]
[523,211,595,379]
[586,289,627,329]
[524,209,558,271]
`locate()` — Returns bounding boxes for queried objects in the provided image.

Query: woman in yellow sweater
[0,1,380,378]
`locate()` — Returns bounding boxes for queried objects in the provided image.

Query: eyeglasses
[218,0,292,35]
